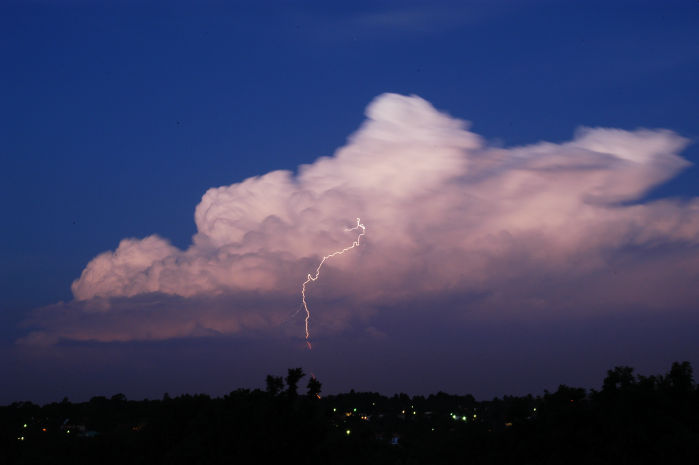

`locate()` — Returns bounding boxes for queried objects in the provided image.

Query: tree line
[1,362,697,464]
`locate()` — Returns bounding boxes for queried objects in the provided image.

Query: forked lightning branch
[301,218,366,349]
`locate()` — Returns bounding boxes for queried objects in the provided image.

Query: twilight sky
[2,0,698,404]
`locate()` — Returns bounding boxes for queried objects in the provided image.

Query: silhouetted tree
[602,366,635,392]
[265,375,284,396]
[285,368,305,397]
[307,376,322,398]
[664,361,694,394]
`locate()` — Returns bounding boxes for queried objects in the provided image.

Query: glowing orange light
[301,218,366,348]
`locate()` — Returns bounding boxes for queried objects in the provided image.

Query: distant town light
[353,408,357,412]
[333,408,336,412]
[23,424,27,428]
[66,430,70,434]
[473,414,477,418]
[462,416,467,421]
[345,429,351,435]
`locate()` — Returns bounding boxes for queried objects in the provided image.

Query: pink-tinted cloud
[22,94,699,345]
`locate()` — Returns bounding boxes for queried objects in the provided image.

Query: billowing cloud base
[22,94,699,345]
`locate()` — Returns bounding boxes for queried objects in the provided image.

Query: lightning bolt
[302,218,366,350]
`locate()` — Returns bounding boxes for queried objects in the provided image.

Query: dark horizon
[3,361,697,464]
[4,358,695,407]
[5,307,698,406]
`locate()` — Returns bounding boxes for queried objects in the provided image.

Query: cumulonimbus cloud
[22,93,699,345]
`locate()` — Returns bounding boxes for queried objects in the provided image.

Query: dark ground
[2,362,697,464]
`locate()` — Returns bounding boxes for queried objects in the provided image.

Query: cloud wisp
[22,93,699,345]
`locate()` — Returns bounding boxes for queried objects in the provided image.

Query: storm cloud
[23,93,699,345]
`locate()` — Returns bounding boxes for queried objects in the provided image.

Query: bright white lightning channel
[301,218,366,350]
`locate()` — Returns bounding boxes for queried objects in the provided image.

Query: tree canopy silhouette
[1,361,697,465]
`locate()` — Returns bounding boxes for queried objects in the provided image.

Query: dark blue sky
[2,0,698,403]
